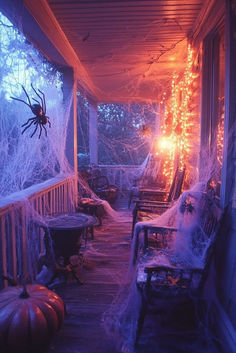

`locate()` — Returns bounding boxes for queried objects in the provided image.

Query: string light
[156,44,200,187]
[217,110,224,165]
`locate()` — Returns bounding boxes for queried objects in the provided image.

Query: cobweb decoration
[0,11,72,198]
[77,44,202,195]
[77,99,158,167]
[0,85,73,197]
[97,103,158,166]
[77,98,163,196]
[102,183,222,353]
[0,12,76,284]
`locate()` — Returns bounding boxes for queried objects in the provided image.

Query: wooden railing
[0,175,77,289]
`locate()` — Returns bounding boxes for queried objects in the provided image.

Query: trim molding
[23,0,100,100]
[192,0,225,46]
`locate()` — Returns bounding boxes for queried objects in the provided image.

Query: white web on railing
[0,12,76,287]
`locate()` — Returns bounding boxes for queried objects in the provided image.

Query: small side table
[39,212,97,286]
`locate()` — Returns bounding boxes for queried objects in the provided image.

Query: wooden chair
[128,153,165,208]
[139,166,185,201]
[134,190,224,345]
[131,166,185,236]
[79,166,119,204]
[129,173,168,209]
[89,175,118,204]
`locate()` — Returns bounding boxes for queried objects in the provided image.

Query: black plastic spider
[11,84,51,139]
[180,199,195,214]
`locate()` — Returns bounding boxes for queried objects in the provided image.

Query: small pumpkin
[0,284,65,353]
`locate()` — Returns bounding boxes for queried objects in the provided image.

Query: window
[201,24,225,194]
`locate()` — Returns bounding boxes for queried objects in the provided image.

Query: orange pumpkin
[0,284,65,353]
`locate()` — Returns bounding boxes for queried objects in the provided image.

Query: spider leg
[31,84,44,112]
[21,117,36,127]
[32,98,41,105]
[42,124,47,137]
[10,96,31,109]
[21,85,32,106]
[22,120,35,134]
[47,118,51,128]
[38,88,46,114]
[38,124,43,139]
[31,122,38,138]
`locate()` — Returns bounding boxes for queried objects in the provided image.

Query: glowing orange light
[217,112,224,165]
[157,43,200,187]
[157,137,175,152]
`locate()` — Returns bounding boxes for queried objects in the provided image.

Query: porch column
[221,0,236,208]
[89,102,98,165]
[62,67,78,172]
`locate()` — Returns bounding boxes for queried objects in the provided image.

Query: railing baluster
[1,214,8,287]
[56,186,59,213]
[10,210,17,281]
[42,194,46,215]
[52,188,56,214]
[20,207,28,282]
[0,176,76,288]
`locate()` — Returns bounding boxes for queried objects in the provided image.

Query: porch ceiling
[45,0,204,103]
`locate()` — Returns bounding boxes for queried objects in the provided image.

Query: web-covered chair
[79,166,119,204]
[134,190,224,344]
[132,166,185,236]
[128,153,165,208]
[89,174,118,204]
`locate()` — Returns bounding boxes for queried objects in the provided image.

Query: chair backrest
[170,190,223,294]
[177,190,222,263]
[167,166,186,202]
[92,175,110,191]
[198,201,226,291]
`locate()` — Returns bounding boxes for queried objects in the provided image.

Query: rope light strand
[157,44,200,187]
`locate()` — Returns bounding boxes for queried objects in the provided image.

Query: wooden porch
[1,1,236,352]
[48,199,221,353]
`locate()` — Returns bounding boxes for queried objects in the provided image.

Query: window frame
[200,20,225,195]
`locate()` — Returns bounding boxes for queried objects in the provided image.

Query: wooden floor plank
[48,206,132,353]
[48,201,221,353]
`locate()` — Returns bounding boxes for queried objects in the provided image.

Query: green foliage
[97,103,156,165]
[77,99,157,166]
[0,12,62,100]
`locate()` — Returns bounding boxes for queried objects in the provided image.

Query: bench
[134,189,224,344]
